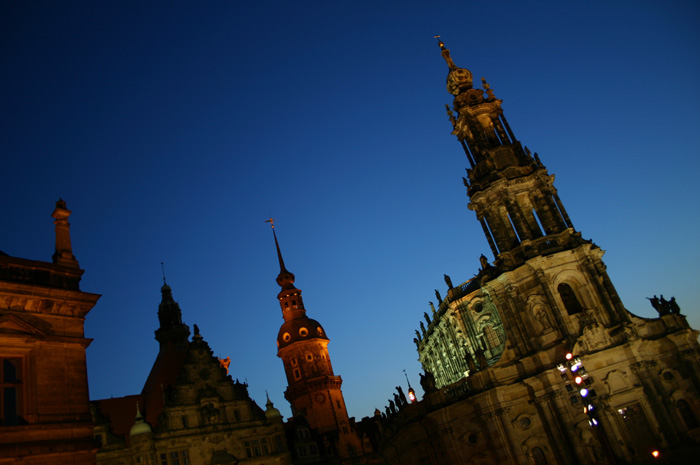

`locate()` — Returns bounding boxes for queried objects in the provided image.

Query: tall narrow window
[558,283,583,315]
[532,209,545,237]
[483,325,501,349]
[1,358,22,426]
[507,213,521,244]
[678,399,699,429]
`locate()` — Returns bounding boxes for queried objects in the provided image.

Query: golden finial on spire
[265,217,275,229]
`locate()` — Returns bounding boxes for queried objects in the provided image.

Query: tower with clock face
[270,226,362,458]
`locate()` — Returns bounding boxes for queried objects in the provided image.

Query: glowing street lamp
[404,369,417,404]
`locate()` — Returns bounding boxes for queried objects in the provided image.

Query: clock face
[315,393,326,403]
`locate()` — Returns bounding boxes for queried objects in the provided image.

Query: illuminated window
[558,283,583,315]
[1,358,22,426]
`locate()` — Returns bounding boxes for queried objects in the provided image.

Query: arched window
[530,447,548,465]
[678,399,699,429]
[558,283,583,315]
[483,324,501,349]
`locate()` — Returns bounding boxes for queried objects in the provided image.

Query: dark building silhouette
[91,280,292,464]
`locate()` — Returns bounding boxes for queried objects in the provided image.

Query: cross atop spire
[161,262,167,285]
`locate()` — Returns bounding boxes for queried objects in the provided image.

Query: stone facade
[0,200,100,464]
[92,284,292,465]
[374,40,700,464]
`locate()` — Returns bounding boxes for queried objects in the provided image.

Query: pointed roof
[268,223,329,351]
[130,402,152,437]
[435,36,473,95]
[265,391,282,419]
[272,227,297,290]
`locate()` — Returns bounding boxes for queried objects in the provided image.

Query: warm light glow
[408,387,416,403]
[557,363,567,372]
[651,450,660,458]
[575,376,583,384]
[566,353,573,360]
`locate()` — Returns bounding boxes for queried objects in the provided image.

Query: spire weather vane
[161,262,167,284]
[265,217,275,229]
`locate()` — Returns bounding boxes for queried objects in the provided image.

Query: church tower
[270,224,362,458]
[154,280,190,348]
[417,40,632,368]
[377,40,700,465]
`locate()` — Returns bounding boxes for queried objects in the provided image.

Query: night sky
[2,1,699,421]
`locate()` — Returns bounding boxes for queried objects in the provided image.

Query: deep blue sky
[2,1,699,420]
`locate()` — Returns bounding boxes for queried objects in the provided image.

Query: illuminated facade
[91,282,292,465]
[0,200,100,464]
[376,41,700,464]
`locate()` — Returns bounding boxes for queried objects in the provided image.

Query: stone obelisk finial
[51,199,79,267]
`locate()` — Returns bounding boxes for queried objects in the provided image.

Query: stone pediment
[0,313,47,337]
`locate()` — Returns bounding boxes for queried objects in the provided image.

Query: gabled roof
[93,394,143,439]
[140,340,189,426]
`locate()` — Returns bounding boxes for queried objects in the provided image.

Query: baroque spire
[266,219,306,322]
[155,279,190,347]
[435,36,473,95]
[437,39,578,269]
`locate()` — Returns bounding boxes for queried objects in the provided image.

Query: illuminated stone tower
[418,40,633,385]
[390,40,700,465]
[270,224,362,458]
